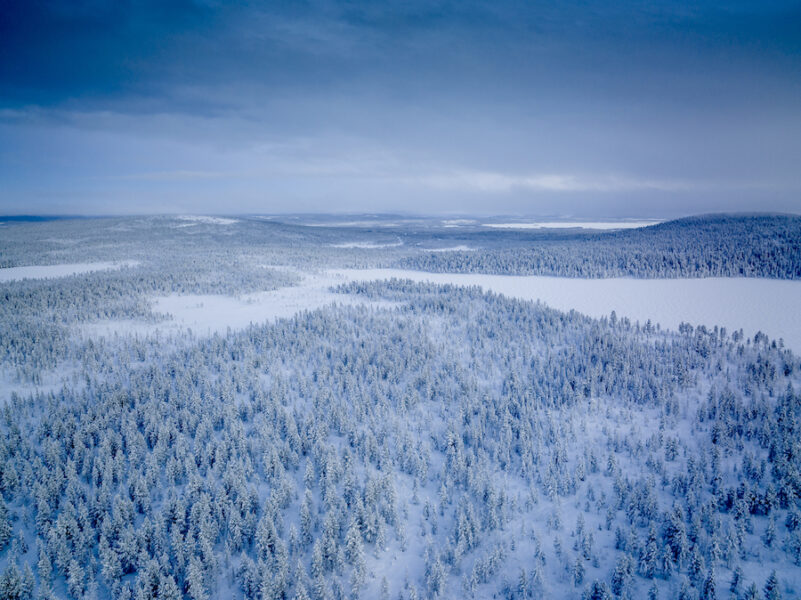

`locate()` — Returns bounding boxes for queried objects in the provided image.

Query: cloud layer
[1,1,800,216]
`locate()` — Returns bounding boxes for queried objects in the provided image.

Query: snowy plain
[149,287,398,336]
[331,269,801,352]
[86,267,801,354]
[482,220,662,230]
[0,261,139,283]
[330,240,404,249]
[424,245,476,252]
[176,215,239,225]
[83,271,400,338]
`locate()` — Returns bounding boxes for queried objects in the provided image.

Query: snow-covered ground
[5,229,801,600]
[0,366,78,406]
[483,220,662,230]
[330,240,404,249]
[441,219,478,227]
[306,220,420,228]
[176,215,239,225]
[84,271,399,338]
[330,269,801,353]
[0,261,139,283]
[150,291,397,336]
[424,245,476,252]
[85,267,801,354]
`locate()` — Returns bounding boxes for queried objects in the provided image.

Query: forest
[0,214,799,599]
[403,215,801,279]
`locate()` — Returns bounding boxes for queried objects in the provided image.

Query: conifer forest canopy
[0,214,800,600]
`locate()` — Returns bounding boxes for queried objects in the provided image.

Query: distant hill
[403,213,801,279]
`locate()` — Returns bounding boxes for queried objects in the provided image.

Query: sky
[1,0,800,217]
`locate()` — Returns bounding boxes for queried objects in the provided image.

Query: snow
[84,267,801,352]
[424,245,476,252]
[483,220,662,230]
[6,215,801,600]
[307,221,403,228]
[330,240,404,249]
[86,271,400,338]
[0,366,77,406]
[150,289,367,335]
[176,215,239,225]
[441,219,478,226]
[329,269,801,353]
[0,261,139,283]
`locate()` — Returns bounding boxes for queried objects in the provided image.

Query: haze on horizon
[1,1,800,218]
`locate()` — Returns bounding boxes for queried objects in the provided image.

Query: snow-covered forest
[404,215,801,279]
[0,214,799,600]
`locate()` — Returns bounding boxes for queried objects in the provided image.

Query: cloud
[96,170,237,182]
[411,169,801,196]
[2,1,800,216]
[416,171,699,193]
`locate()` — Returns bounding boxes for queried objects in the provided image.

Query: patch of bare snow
[441,219,478,227]
[0,365,79,406]
[424,245,476,252]
[176,215,238,225]
[483,220,661,230]
[0,261,139,283]
[330,240,403,249]
[307,221,401,228]
[85,270,399,338]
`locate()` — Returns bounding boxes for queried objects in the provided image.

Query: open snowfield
[483,220,662,230]
[0,261,139,282]
[150,289,397,336]
[424,245,476,252]
[330,240,404,249]
[305,219,422,228]
[176,215,239,225]
[84,271,399,338]
[330,269,801,352]
[86,266,801,354]
[441,219,478,226]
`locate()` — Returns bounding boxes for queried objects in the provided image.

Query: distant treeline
[402,215,801,278]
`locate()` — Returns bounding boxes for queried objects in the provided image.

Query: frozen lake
[331,269,801,353]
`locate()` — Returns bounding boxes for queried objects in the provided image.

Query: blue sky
[1,0,800,216]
